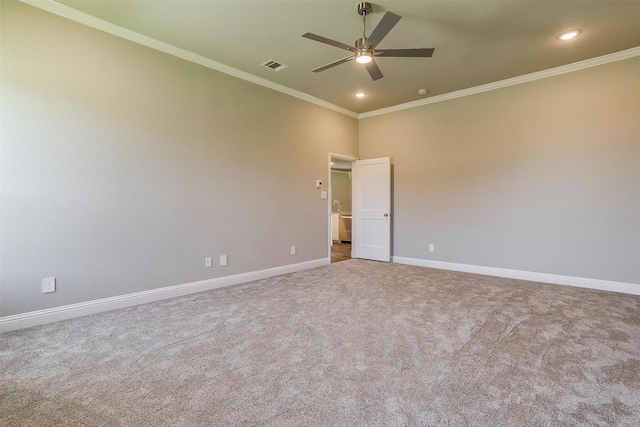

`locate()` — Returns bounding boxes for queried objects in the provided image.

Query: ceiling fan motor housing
[355,37,373,63]
[355,37,370,50]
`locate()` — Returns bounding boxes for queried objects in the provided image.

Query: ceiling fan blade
[365,59,384,81]
[302,33,356,52]
[375,48,435,58]
[311,56,354,73]
[367,11,402,49]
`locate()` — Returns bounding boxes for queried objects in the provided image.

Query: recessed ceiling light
[558,30,581,41]
[355,92,366,98]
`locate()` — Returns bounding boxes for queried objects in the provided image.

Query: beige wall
[360,57,640,284]
[2,1,638,319]
[0,2,358,316]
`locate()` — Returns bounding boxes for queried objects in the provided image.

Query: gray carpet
[2,259,639,426]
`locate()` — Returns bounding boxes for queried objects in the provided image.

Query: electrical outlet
[205,257,212,268]
[220,255,228,266]
[290,246,296,255]
[42,277,56,293]
[429,244,435,253]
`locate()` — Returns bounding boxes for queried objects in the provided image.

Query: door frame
[327,152,358,261]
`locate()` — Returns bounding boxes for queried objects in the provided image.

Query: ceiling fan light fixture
[355,50,373,64]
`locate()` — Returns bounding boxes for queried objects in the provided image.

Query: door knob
[384,213,389,217]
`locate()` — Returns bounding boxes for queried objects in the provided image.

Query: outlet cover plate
[42,277,56,293]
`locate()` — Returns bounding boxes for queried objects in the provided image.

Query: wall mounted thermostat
[315,180,323,188]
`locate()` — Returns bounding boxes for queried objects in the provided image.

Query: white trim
[18,0,359,119]
[19,2,640,120]
[0,258,329,333]
[359,46,640,119]
[393,256,640,296]
[21,2,640,122]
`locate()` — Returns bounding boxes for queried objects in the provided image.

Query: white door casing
[352,157,391,262]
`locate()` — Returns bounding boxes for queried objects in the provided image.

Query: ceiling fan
[302,2,435,81]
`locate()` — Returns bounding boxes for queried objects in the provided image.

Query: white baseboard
[1,258,330,333]
[392,256,640,296]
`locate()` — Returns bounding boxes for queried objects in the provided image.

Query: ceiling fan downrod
[356,2,373,63]
[358,2,371,38]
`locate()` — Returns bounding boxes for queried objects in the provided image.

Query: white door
[352,157,391,262]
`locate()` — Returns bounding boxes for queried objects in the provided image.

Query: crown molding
[359,46,640,119]
[17,1,640,121]
[19,0,359,119]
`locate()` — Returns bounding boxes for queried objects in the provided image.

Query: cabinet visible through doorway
[332,213,352,243]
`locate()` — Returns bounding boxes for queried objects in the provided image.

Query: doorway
[328,153,357,263]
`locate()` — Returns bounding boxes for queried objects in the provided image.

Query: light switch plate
[321,191,327,200]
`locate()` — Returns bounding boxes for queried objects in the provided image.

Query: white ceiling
[50,0,640,114]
